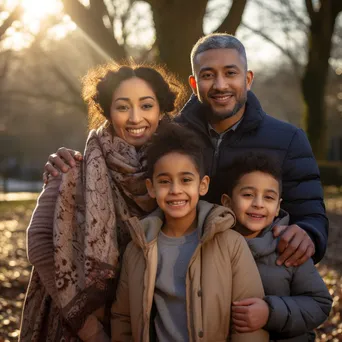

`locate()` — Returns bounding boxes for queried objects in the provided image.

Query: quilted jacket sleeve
[281,128,328,263]
[230,233,269,342]
[264,259,332,338]
[111,244,132,342]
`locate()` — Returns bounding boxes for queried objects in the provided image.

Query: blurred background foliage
[0,0,341,189]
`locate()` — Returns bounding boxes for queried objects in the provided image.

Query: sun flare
[1,0,75,50]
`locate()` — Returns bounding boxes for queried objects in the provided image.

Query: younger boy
[221,152,332,342]
[111,124,268,341]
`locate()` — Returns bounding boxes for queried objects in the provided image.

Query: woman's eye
[142,103,153,110]
[183,178,192,183]
[116,105,129,111]
[158,179,169,184]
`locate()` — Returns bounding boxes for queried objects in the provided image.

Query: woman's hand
[43,147,83,183]
[232,297,269,333]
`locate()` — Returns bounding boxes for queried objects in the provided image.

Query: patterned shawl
[20,125,156,341]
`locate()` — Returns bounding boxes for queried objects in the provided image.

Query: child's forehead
[153,152,199,176]
[236,171,280,189]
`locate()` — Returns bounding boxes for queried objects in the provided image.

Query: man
[45,33,328,266]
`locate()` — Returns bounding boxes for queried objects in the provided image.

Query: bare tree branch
[241,22,302,79]
[0,5,22,40]
[215,0,248,34]
[305,0,315,21]
[61,0,126,60]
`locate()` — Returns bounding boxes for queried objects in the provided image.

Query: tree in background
[61,0,247,82]
[302,0,342,159]
[241,0,342,159]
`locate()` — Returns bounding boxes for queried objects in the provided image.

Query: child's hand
[232,298,269,332]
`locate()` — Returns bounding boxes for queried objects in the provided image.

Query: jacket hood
[126,200,236,251]
[246,209,289,259]
[176,91,265,135]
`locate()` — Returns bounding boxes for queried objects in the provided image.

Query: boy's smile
[146,152,209,236]
[222,171,281,238]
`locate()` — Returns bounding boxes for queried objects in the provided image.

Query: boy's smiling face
[222,171,281,238]
[146,152,209,225]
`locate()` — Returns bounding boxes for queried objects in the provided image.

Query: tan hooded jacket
[111,201,268,342]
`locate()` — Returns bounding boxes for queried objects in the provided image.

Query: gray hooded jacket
[244,210,332,341]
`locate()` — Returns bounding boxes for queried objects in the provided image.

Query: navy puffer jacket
[175,92,328,263]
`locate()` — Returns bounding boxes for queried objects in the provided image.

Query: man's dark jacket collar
[176,91,265,134]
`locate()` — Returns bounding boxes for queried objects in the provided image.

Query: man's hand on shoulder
[43,147,83,183]
[273,224,315,267]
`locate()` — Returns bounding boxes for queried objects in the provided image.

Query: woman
[20,62,185,341]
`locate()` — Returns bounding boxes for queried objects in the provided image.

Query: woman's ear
[146,178,156,198]
[199,175,210,196]
[221,194,232,208]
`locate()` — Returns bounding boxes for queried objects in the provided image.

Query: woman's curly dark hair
[82,62,187,130]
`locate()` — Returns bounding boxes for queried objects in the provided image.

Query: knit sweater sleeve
[27,175,110,342]
[27,175,61,300]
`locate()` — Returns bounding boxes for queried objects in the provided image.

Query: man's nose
[213,74,227,91]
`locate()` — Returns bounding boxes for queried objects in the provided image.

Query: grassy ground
[0,197,341,341]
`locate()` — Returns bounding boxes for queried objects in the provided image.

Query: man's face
[189,48,253,126]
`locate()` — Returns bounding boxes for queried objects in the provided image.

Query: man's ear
[246,70,254,91]
[188,75,198,95]
[221,193,232,208]
[199,175,210,196]
[146,178,156,198]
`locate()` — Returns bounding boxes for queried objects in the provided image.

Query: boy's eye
[182,178,192,183]
[242,193,253,197]
[265,195,275,200]
[158,179,169,184]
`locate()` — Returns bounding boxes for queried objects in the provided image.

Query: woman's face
[110,77,161,147]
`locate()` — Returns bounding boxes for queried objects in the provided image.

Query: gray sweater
[245,210,332,342]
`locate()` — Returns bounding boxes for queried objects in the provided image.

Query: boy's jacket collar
[126,200,236,251]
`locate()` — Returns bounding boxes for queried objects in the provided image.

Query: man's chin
[209,109,237,122]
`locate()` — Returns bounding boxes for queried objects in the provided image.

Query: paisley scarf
[20,125,156,341]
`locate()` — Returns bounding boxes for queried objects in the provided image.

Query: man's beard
[202,92,247,124]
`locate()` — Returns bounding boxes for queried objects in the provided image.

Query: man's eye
[226,71,237,76]
[201,73,213,79]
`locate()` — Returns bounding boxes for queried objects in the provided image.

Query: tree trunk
[149,0,208,84]
[150,0,247,83]
[302,0,342,159]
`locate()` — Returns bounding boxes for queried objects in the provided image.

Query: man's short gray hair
[190,33,248,74]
